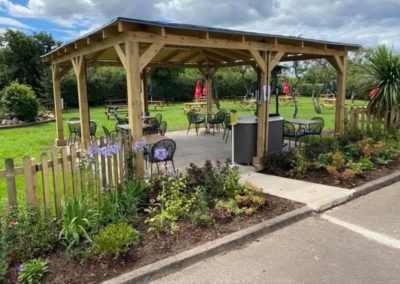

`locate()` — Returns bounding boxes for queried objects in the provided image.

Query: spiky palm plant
[362,45,400,132]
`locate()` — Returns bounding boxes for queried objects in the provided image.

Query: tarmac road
[152,181,400,284]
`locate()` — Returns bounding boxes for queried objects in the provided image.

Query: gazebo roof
[42,17,361,68]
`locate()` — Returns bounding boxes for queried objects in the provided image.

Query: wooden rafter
[249,49,267,74]
[114,43,127,70]
[139,43,164,71]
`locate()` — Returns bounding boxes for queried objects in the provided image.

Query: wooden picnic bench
[104,99,128,119]
[239,100,257,111]
[320,97,336,109]
[148,100,165,111]
[182,102,207,114]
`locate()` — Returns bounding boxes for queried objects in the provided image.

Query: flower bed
[263,131,400,188]
[1,161,302,283]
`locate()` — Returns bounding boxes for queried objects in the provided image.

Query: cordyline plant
[362,45,400,132]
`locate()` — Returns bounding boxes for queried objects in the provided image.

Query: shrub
[215,199,243,216]
[1,82,39,121]
[263,151,295,176]
[93,223,140,257]
[17,258,48,284]
[188,187,214,227]
[1,207,58,264]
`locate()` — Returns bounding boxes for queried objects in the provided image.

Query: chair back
[311,117,324,129]
[187,110,198,123]
[116,116,128,125]
[283,121,296,135]
[102,126,112,140]
[224,114,231,129]
[89,121,97,136]
[155,113,162,126]
[159,121,167,136]
[150,139,176,162]
[143,117,159,135]
[214,110,226,123]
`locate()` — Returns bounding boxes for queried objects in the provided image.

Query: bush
[1,82,39,121]
[1,207,58,264]
[93,223,140,257]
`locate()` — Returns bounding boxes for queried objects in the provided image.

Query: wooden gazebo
[42,17,361,177]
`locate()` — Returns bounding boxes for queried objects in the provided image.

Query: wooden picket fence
[0,132,134,219]
[344,106,384,133]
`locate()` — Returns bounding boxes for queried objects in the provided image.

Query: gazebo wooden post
[250,50,268,168]
[71,55,90,148]
[328,55,347,135]
[51,63,67,146]
[125,40,145,178]
[142,70,149,115]
[199,67,216,113]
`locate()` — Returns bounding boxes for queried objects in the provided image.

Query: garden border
[103,170,400,284]
[0,118,55,130]
[102,206,312,284]
[313,170,400,212]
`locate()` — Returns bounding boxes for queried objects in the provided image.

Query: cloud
[0,16,33,30]
[0,0,398,46]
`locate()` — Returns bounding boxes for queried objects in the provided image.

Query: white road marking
[321,214,400,250]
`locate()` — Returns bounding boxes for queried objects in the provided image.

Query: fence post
[40,153,51,213]
[5,158,17,207]
[51,148,62,220]
[61,147,70,202]
[23,156,38,206]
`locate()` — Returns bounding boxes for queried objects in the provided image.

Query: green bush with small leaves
[1,82,39,121]
[17,258,48,284]
[93,223,140,257]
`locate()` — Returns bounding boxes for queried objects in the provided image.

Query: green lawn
[0,97,366,169]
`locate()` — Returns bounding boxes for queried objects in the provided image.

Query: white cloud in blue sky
[0,0,398,47]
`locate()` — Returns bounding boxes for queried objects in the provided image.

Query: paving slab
[241,172,352,210]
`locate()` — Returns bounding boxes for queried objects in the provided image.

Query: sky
[0,0,398,48]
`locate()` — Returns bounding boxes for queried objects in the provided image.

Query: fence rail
[1,132,134,219]
[344,106,384,132]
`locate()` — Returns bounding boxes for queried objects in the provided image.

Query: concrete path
[151,181,400,284]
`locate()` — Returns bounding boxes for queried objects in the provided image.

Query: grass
[0,97,366,168]
[0,97,365,207]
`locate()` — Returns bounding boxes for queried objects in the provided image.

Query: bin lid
[237,116,257,124]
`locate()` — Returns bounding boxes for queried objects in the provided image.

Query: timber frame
[43,17,361,176]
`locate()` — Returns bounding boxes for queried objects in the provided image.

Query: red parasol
[194,81,202,99]
[202,81,208,96]
[283,81,290,95]
[369,87,380,98]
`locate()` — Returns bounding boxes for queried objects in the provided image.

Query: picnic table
[182,102,207,113]
[320,97,336,109]
[148,100,165,111]
[239,100,257,111]
[104,104,128,119]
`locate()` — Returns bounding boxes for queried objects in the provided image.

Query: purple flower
[17,264,25,272]
[154,148,169,161]
[87,145,99,156]
[134,138,148,153]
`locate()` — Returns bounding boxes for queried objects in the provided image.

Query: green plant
[290,147,311,178]
[145,213,179,237]
[1,82,39,121]
[188,187,214,227]
[0,207,58,264]
[362,45,400,132]
[93,223,140,257]
[215,199,243,216]
[17,258,48,284]
[59,199,98,250]
[263,151,296,175]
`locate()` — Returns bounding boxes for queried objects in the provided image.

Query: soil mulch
[5,194,303,284]
[265,159,400,189]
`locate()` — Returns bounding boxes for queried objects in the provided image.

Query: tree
[362,45,400,132]
[0,30,59,96]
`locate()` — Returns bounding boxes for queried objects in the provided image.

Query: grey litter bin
[267,116,284,154]
[233,116,257,165]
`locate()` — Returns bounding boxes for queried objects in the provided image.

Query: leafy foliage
[1,82,39,120]
[362,45,400,131]
[17,258,49,284]
[93,223,140,257]
[59,199,99,250]
[1,207,58,263]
